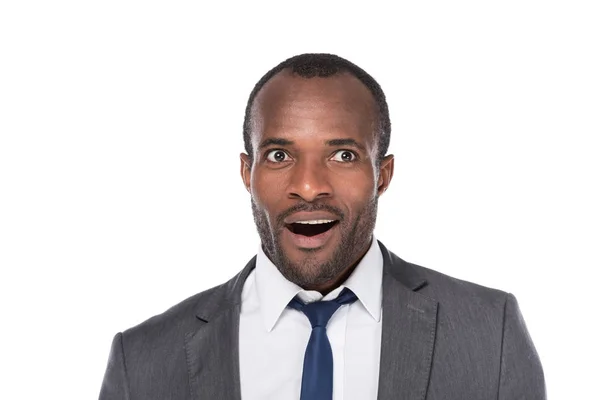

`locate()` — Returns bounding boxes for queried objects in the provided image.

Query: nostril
[288,191,332,201]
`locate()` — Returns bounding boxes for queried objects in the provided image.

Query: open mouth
[285,220,339,237]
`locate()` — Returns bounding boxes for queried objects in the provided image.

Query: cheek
[333,168,377,200]
[338,185,375,213]
[250,170,285,211]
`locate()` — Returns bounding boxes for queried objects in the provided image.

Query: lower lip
[283,223,338,250]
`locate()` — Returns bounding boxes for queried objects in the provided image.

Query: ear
[377,154,394,196]
[240,153,252,193]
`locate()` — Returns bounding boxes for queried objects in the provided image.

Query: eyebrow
[326,138,366,152]
[258,138,294,150]
[258,137,367,152]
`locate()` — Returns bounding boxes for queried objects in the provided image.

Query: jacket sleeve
[99,332,131,400]
[498,293,546,400]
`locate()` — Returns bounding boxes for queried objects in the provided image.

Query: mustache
[276,202,345,227]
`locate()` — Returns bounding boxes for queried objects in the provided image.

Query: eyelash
[264,149,358,163]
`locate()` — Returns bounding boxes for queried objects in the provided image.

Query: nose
[287,158,333,202]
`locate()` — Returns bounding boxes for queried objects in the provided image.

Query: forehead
[250,70,378,150]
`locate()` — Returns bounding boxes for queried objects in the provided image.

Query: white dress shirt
[239,237,383,400]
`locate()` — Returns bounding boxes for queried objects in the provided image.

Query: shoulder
[414,261,508,306]
[119,257,255,347]
[383,245,509,311]
[119,281,226,348]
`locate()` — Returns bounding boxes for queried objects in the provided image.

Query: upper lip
[284,212,340,224]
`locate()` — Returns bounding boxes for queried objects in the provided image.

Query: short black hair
[243,53,391,163]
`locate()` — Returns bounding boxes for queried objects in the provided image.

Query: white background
[1,1,598,399]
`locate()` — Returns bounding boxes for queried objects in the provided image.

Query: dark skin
[241,70,394,295]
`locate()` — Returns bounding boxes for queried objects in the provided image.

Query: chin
[276,244,344,289]
[284,238,336,261]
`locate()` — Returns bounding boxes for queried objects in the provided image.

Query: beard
[251,196,378,289]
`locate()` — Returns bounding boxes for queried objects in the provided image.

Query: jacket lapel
[185,258,256,400]
[184,243,439,400]
[377,242,439,400]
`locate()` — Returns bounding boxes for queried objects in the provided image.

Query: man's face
[240,70,393,291]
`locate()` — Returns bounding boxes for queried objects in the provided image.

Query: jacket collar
[187,241,438,400]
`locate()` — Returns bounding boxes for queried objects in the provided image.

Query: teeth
[295,219,335,225]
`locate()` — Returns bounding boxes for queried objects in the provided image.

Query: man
[99,53,545,399]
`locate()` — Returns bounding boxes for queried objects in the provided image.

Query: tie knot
[288,288,358,328]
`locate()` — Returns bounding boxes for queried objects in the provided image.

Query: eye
[331,150,357,162]
[266,149,291,163]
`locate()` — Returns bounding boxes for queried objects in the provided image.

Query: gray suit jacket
[99,241,545,399]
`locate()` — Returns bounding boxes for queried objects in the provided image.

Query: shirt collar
[255,236,383,332]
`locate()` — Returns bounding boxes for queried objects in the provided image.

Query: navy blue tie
[288,288,358,400]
